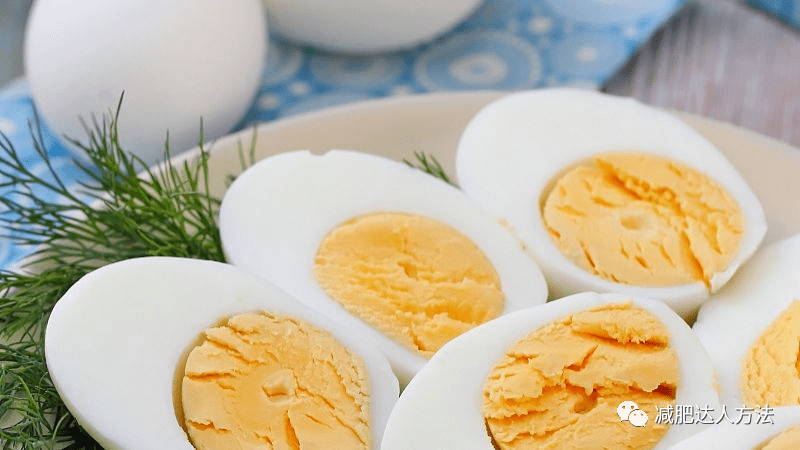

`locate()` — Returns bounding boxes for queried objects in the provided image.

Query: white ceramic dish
[184,89,800,254]
[59,90,800,447]
[262,0,483,53]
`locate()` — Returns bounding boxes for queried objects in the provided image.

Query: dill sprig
[0,100,226,448]
[403,150,456,186]
[0,96,450,448]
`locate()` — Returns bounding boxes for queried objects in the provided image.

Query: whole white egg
[219,149,549,385]
[45,257,399,449]
[263,0,483,53]
[24,0,267,166]
[456,88,767,319]
[380,292,720,450]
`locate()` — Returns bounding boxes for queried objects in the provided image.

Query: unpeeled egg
[25,0,267,166]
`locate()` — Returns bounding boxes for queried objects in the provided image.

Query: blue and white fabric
[747,0,800,29]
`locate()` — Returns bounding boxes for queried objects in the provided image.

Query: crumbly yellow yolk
[181,311,370,450]
[758,426,800,449]
[314,212,504,357]
[483,303,679,450]
[741,300,800,407]
[542,152,744,287]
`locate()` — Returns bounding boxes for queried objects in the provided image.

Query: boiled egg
[263,0,483,53]
[380,291,720,450]
[45,256,398,449]
[456,88,767,319]
[666,406,800,449]
[25,0,267,166]
[693,234,800,409]
[219,149,548,385]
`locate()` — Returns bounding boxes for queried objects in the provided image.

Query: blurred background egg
[24,0,268,166]
[263,0,483,53]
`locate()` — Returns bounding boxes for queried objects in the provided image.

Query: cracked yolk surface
[759,426,800,449]
[483,302,678,450]
[314,212,504,357]
[181,311,370,450]
[542,152,744,287]
[741,300,800,407]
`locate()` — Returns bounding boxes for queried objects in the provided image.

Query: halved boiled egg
[456,88,767,318]
[45,256,399,450]
[380,292,720,450]
[219,149,548,384]
[667,406,800,449]
[693,234,800,409]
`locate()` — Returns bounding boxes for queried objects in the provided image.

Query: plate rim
[171,89,800,171]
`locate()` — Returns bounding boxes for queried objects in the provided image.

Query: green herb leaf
[403,150,456,186]
[0,98,448,448]
[0,99,228,448]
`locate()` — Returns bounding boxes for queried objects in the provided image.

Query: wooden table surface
[606,0,800,147]
[3,0,800,147]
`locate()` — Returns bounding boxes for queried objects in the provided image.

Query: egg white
[44,256,398,450]
[219,149,549,385]
[666,406,800,449]
[693,234,800,408]
[264,0,483,53]
[25,0,267,166]
[455,88,767,318]
[380,292,720,450]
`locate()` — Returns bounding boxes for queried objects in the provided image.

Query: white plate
[190,90,800,248]
[66,91,800,448]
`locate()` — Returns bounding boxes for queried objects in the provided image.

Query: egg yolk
[314,212,504,357]
[758,426,800,449]
[741,300,800,407]
[542,152,744,287]
[482,302,678,450]
[180,311,370,450]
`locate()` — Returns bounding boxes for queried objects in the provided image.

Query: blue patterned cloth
[0,0,686,269]
[747,0,800,29]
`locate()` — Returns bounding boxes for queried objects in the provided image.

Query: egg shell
[44,256,398,450]
[24,0,267,166]
[693,234,800,408]
[455,88,767,319]
[380,292,720,450]
[263,0,483,53]
[666,406,800,449]
[219,149,549,385]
